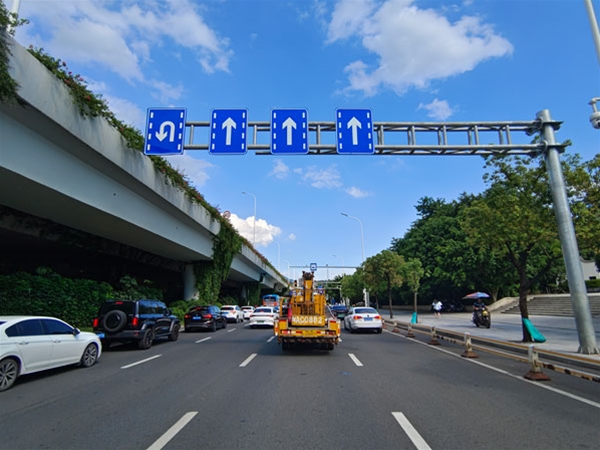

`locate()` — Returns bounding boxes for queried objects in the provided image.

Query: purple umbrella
[462,291,490,300]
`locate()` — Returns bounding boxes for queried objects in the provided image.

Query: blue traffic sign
[335,109,374,154]
[144,108,187,155]
[271,109,308,154]
[209,109,248,155]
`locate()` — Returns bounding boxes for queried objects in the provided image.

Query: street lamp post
[340,213,365,262]
[241,191,256,245]
[341,212,368,306]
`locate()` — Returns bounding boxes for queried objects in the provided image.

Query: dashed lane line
[348,353,363,366]
[239,353,258,367]
[195,337,212,344]
[392,412,433,450]
[120,355,161,369]
[146,411,198,450]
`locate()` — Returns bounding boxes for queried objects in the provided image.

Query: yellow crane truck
[274,271,340,351]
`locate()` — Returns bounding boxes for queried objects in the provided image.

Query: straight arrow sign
[222,117,236,145]
[347,117,361,145]
[271,109,308,155]
[282,117,297,145]
[336,108,374,154]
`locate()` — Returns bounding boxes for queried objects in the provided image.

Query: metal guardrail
[384,319,600,384]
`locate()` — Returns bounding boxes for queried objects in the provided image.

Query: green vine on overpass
[0,2,26,104]
[194,224,242,303]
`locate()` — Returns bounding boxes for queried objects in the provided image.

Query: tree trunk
[388,281,393,319]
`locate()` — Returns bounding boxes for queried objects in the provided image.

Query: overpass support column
[183,264,198,301]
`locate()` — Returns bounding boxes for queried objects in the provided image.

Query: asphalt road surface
[1,322,598,450]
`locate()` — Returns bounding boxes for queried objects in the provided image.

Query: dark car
[184,305,227,332]
[93,299,180,350]
[330,304,349,320]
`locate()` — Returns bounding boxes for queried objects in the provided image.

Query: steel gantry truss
[183,115,566,156]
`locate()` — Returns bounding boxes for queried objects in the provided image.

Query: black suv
[184,305,227,332]
[93,299,180,350]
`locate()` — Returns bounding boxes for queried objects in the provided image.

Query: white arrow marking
[222,117,236,145]
[282,117,296,146]
[155,121,175,142]
[347,117,362,145]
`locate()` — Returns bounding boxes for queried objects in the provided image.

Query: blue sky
[9,0,600,280]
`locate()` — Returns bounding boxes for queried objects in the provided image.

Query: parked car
[92,299,180,350]
[0,315,101,392]
[184,305,227,332]
[330,304,349,320]
[241,305,255,320]
[344,307,383,333]
[248,307,277,328]
[221,305,244,323]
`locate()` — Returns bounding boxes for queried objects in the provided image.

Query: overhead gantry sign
[142,107,597,354]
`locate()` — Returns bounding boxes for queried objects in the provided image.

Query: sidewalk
[383,310,600,359]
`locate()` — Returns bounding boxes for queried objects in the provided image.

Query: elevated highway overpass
[0,37,287,301]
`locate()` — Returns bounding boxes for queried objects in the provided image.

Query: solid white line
[146,411,197,450]
[195,337,212,344]
[267,336,276,342]
[392,412,432,450]
[239,353,257,367]
[120,355,161,369]
[348,353,363,366]
[384,329,600,409]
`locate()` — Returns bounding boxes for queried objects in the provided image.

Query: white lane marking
[195,337,212,344]
[384,329,600,409]
[120,355,161,369]
[348,353,363,366]
[146,411,197,450]
[392,412,432,450]
[227,328,236,333]
[239,353,257,367]
[267,336,276,342]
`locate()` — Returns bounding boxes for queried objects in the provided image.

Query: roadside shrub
[0,268,164,328]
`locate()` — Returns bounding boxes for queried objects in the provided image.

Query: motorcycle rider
[472,297,487,324]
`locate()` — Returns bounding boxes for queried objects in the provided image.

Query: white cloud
[163,154,213,188]
[300,165,343,189]
[288,233,296,241]
[17,0,232,82]
[228,214,282,248]
[417,98,454,120]
[346,186,370,198]
[270,159,290,180]
[327,0,513,96]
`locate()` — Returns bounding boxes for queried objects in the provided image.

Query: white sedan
[0,315,101,392]
[220,305,244,323]
[241,305,255,320]
[248,307,277,328]
[344,307,383,333]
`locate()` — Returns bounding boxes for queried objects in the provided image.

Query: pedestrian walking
[432,299,443,318]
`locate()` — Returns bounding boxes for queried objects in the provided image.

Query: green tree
[461,153,593,341]
[340,269,364,305]
[363,250,405,318]
[403,258,425,314]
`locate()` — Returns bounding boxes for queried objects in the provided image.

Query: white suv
[220,305,244,323]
